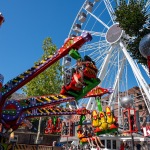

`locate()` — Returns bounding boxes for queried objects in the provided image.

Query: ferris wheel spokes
[74,29,106,37]
[84,10,109,29]
[103,0,116,23]
[120,41,150,114]
[68,0,150,119]
[97,45,114,81]
[86,45,113,111]
[141,64,150,78]
[108,55,126,106]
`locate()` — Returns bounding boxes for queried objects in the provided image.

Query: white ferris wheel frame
[64,0,150,114]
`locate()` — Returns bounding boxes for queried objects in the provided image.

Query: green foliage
[22,37,63,97]
[127,28,149,65]
[21,37,63,133]
[114,0,149,66]
[115,0,147,36]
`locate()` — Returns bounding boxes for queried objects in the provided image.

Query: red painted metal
[1,35,88,106]
[147,56,150,74]
[0,13,4,26]
[85,86,110,97]
[122,108,138,133]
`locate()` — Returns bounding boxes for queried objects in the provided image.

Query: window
[138,105,143,110]
[113,140,116,149]
[101,140,105,147]
[107,140,111,149]
[124,118,129,130]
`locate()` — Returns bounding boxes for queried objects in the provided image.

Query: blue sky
[0,0,84,85]
[0,0,149,95]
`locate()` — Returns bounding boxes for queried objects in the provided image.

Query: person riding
[89,126,105,148]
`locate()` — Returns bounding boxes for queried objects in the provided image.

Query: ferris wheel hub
[106,24,123,44]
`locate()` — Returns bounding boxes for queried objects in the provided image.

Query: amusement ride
[0,10,118,149]
[0,0,150,149]
[63,0,150,148]
[64,0,150,126]
[67,0,150,114]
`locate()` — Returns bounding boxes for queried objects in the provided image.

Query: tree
[22,37,63,96]
[115,0,147,37]
[114,0,148,66]
[22,37,63,141]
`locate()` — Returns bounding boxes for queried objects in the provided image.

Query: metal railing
[15,144,61,150]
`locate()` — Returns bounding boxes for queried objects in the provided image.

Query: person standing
[120,142,125,150]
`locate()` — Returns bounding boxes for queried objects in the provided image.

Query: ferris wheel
[63,0,150,116]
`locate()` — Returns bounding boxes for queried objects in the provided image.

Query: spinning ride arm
[1,86,113,130]
[17,94,75,110]
[2,94,75,129]
[1,32,92,109]
[25,106,77,118]
[2,98,90,130]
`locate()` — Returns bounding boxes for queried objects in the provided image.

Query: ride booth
[122,108,138,133]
